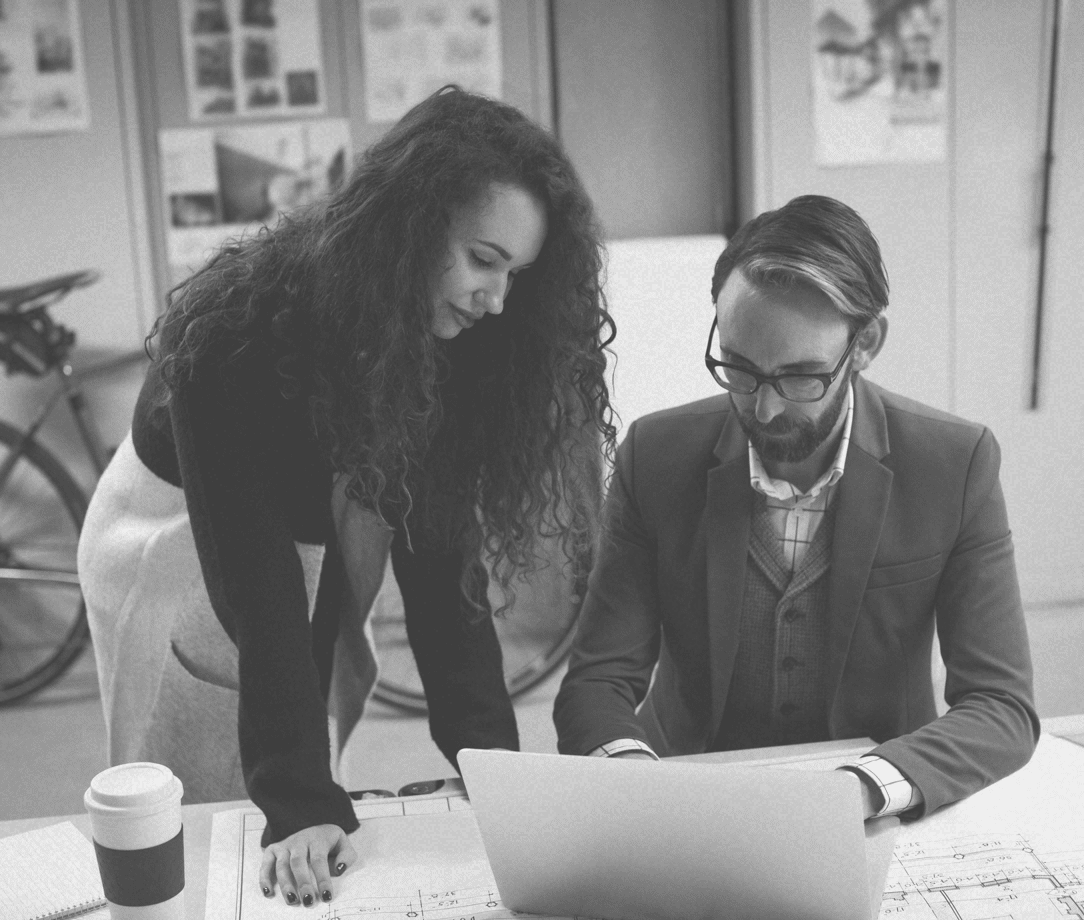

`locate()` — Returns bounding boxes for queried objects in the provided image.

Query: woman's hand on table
[260,824,357,907]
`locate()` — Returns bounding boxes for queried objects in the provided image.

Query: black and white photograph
[179,0,325,121]
[0,0,88,135]
[2,5,1084,920]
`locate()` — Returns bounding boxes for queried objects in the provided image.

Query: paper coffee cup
[84,762,185,920]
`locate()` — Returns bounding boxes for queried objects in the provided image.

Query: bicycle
[0,270,581,713]
[0,270,146,705]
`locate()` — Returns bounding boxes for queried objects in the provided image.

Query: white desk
[3,715,1083,920]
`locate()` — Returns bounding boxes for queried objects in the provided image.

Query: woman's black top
[130,321,518,844]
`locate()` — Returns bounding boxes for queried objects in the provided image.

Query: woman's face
[431,183,548,339]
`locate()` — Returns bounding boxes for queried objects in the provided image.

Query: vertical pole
[1030,0,1061,410]
[547,0,561,139]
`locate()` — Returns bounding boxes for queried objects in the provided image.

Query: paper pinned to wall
[0,0,90,136]
[811,0,948,166]
[359,0,502,123]
[159,117,350,285]
[178,0,327,122]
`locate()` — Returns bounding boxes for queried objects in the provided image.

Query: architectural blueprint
[879,831,1084,919]
[205,790,568,920]
[874,736,1084,920]
[206,736,1084,920]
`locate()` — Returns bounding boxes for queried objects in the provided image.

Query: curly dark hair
[150,86,617,612]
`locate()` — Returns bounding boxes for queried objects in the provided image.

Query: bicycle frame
[0,348,147,495]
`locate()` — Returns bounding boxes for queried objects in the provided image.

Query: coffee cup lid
[88,762,178,809]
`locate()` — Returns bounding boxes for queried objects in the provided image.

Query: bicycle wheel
[0,420,90,705]
[370,540,582,715]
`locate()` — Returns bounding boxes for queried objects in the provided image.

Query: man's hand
[259,824,357,907]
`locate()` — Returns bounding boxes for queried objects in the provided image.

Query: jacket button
[782,656,800,671]
[783,608,802,622]
[779,702,799,716]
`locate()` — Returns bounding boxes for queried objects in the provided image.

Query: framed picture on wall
[178,0,327,121]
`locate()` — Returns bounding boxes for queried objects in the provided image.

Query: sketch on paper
[204,792,570,920]
[879,832,1084,919]
[203,738,1084,920]
[0,0,89,135]
[360,0,502,123]
[812,0,947,166]
[178,0,327,121]
[160,118,349,284]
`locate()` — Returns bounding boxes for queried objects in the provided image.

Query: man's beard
[734,370,851,465]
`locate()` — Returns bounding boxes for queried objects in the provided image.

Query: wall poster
[178,0,327,121]
[359,0,502,122]
[0,0,90,136]
[160,118,350,284]
[812,0,948,166]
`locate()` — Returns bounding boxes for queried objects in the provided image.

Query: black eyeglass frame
[703,316,861,403]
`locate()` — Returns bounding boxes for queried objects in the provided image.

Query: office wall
[552,0,733,239]
[132,0,552,296]
[1,0,551,485]
[739,0,1084,714]
[0,0,153,486]
[604,236,727,432]
[6,5,1081,703]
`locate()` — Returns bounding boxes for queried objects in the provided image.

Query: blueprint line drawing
[205,736,1084,920]
[878,832,1084,920]
[324,885,519,920]
[210,792,571,920]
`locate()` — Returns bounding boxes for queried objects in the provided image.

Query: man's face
[714,270,856,465]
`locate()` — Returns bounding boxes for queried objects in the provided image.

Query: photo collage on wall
[179,0,326,121]
[0,0,89,136]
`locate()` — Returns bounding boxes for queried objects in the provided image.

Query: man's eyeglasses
[703,316,860,403]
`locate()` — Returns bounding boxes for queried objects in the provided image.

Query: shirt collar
[748,381,854,502]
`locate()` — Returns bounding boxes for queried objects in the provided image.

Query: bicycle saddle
[0,269,99,313]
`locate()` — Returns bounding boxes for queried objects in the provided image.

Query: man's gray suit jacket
[554,374,1039,816]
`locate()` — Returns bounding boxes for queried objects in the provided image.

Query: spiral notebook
[0,821,107,920]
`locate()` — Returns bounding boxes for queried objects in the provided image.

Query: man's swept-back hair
[711,195,889,330]
[150,86,616,612]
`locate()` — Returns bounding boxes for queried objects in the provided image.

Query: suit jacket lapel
[705,410,753,724]
[826,376,893,706]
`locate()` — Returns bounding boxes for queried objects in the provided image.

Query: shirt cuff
[587,738,660,760]
[841,755,923,817]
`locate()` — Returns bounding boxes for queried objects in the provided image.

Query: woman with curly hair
[78,86,615,906]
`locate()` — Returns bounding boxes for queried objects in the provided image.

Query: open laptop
[459,748,899,920]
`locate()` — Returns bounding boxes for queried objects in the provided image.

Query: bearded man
[554,195,1038,820]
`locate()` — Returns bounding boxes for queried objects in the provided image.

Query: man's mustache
[739,413,805,437]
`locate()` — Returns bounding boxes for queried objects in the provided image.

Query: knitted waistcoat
[712,495,836,751]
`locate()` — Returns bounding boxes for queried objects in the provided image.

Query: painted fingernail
[303,893,313,906]
[262,886,272,897]
[286,891,297,904]
[322,889,332,902]
[335,862,346,875]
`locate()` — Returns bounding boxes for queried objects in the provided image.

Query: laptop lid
[459,749,898,920]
